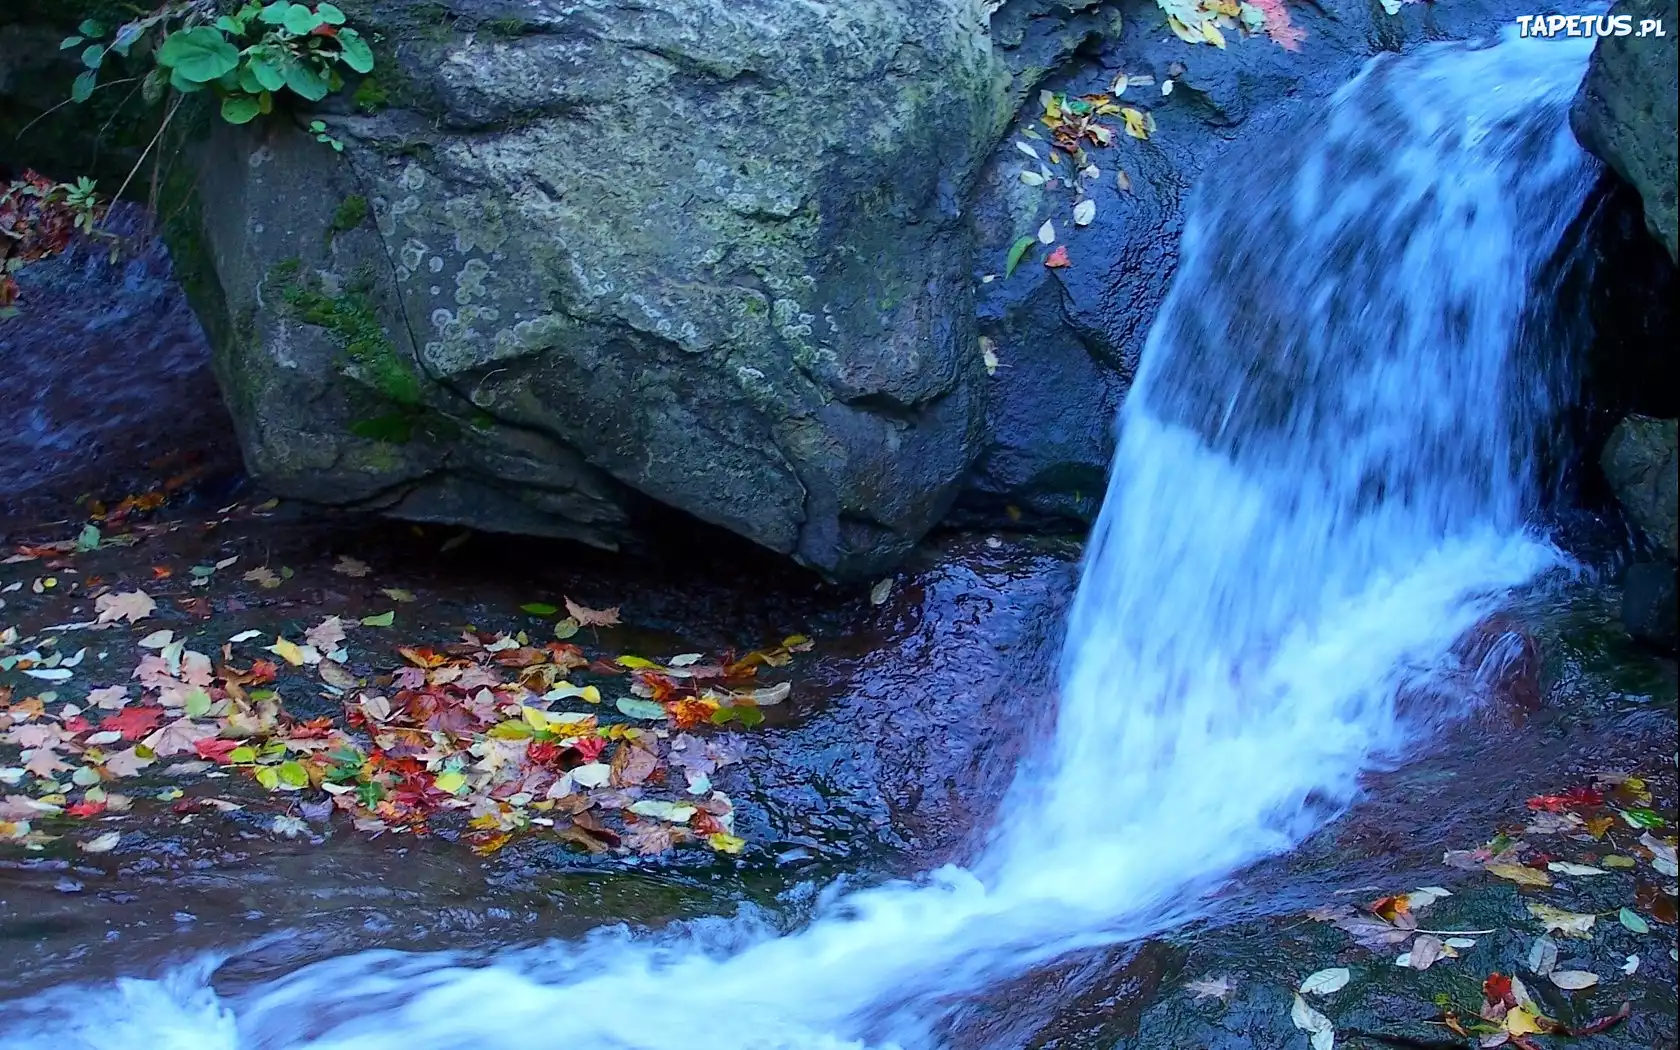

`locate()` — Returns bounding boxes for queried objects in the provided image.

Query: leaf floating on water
[1404,934,1447,970]
[1486,863,1551,887]
[520,602,559,616]
[1019,170,1046,187]
[869,578,894,606]
[1528,902,1596,939]
[1044,245,1071,269]
[1618,907,1649,934]
[980,336,1000,376]
[95,590,155,624]
[1014,140,1041,161]
[1299,968,1349,995]
[615,697,667,720]
[1548,969,1599,990]
[1073,198,1096,226]
[564,598,620,628]
[1527,935,1559,976]
[1037,219,1056,245]
[1185,975,1234,1001]
[1004,235,1035,278]
[1621,954,1639,975]
[80,831,120,853]
[1289,993,1335,1050]
[1116,170,1132,194]
[332,555,371,578]
[1547,861,1606,876]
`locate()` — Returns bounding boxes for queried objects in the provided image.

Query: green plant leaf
[336,28,375,73]
[260,2,295,25]
[278,760,310,788]
[283,5,325,35]
[360,611,394,627]
[78,19,105,37]
[60,36,84,51]
[157,27,241,83]
[246,51,287,92]
[520,602,559,616]
[221,95,263,124]
[284,59,331,101]
[616,698,668,720]
[169,67,205,93]
[71,71,98,103]
[237,61,264,95]
[317,3,348,26]
[1005,235,1035,278]
[111,23,143,57]
[81,44,106,69]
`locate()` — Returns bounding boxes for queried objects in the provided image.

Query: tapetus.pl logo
[1515,12,1669,36]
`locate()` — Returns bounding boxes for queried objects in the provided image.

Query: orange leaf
[1044,245,1071,268]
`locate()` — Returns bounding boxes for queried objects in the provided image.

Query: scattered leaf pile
[0,171,106,314]
[2,559,812,861]
[1270,771,1677,1049]
[1157,0,1304,51]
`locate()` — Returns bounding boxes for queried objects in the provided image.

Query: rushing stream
[1,29,1601,1050]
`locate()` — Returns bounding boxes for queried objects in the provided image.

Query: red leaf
[66,800,107,818]
[193,737,239,763]
[100,705,165,741]
[1482,973,1513,1006]
[1044,245,1071,268]
[1567,1002,1631,1036]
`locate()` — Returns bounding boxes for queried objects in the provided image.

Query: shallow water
[0,28,1628,1050]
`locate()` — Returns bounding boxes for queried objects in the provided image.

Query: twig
[102,95,182,227]
[15,79,139,137]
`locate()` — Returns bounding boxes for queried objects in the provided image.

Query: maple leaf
[100,705,165,741]
[305,616,348,652]
[624,821,677,855]
[85,685,131,710]
[193,737,239,763]
[332,555,372,577]
[1185,975,1234,1001]
[142,717,218,758]
[95,589,157,624]
[102,747,154,776]
[23,748,73,778]
[564,598,621,628]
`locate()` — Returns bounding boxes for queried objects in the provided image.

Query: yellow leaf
[1121,108,1150,141]
[1201,19,1227,47]
[434,769,467,795]
[521,707,551,732]
[1168,15,1204,44]
[707,832,746,854]
[268,637,306,667]
[1527,902,1597,938]
[616,655,656,670]
[1504,1006,1542,1035]
[1485,863,1550,887]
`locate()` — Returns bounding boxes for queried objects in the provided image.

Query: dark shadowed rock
[728,536,1078,865]
[1602,414,1679,559]
[1571,0,1680,262]
[957,0,1536,527]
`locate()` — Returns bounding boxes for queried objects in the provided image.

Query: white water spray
[0,30,1599,1050]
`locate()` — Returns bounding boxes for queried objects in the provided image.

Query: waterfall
[0,28,1599,1050]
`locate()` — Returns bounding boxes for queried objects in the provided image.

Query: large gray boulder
[1571,0,1680,261]
[192,0,1032,580]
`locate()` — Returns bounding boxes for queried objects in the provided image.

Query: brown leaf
[94,590,156,624]
[611,741,659,787]
[564,598,621,628]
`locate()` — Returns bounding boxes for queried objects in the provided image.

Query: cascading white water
[1,29,1601,1050]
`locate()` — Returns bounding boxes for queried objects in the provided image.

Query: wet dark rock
[727,535,1077,865]
[1602,414,1679,560]
[957,0,1539,527]
[1622,560,1678,651]
[0,206,236,529]
[1571,0,1680,262]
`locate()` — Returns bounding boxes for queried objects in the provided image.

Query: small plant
[64,2,374,128]
[1,172,110,316]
